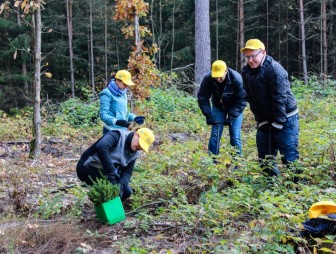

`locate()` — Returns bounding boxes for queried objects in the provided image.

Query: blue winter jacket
[99,81,136,131]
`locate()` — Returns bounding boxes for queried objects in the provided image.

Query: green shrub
[56,98,99,128]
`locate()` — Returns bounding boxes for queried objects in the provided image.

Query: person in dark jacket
[76,127,155,201]
[240,39,299,177]
[197,60,246,158]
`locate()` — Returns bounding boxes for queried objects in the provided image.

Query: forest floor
[0,135,206,253]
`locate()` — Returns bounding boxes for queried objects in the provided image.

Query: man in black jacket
[76,127,155,201]
[241,39,299,177]
[197,60,246,159]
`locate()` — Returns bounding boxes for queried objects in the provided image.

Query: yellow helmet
[115,70,135,86]
[137,128,155,153]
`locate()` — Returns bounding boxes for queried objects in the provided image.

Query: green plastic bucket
[94,197,126,225]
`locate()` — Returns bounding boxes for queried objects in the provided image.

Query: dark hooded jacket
[242,55,297,125]
[197,68,247,118]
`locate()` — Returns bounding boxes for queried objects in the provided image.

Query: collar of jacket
[125,132,134,151]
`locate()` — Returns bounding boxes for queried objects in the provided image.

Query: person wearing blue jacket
[99,70,145,134]
[240,39,299,178]
[197,60,247,159]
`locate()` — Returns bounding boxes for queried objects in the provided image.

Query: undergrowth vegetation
[0,77,335,253]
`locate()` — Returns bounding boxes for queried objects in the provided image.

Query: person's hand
[206,115,216,125]
[134,116,145,125]
[257,121,269,132]
[107,170,120,185]
[223,117,233,126]
[119,181,132,201]
[116,120,131,128]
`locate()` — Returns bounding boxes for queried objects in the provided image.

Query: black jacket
[197,68,247,118]
[78,130,136,183]
[242,55,297,125]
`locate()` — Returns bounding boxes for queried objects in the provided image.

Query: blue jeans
[208,107,243,155]
[256,114,299,175]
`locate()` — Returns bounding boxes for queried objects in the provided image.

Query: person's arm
[242,70,258,118]
[99,93,118,126]
[197,75,213,117]
[119,160,135,184]
[79,138,101,162]
[95,131,121,174]
[229,73,247,118]
[270,63,288,129]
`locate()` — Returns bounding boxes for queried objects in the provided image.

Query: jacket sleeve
[95,131,121,174]
[78,138,101,164]
[269,64,288,124]
[229,73,246,118]
[127,113,136,122]
[242,70,258,119]
[119,160,135,184]
[197,75,212,117]
[99,92,117,125]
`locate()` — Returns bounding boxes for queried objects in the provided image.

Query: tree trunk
[266,0,269,49]
[66,0,75,97]
[170,0,175,70]
[215,0,218,59]
[104,0,108,82]
[89,0,95,94]
[322,0,327,81]
[236,4,239,70]
[195,0,211,95]
[239,0,245,71]
[299,0,308,84]
[29,1,42,159]
[135,14,141,53]
[16,7,29,103]
[150,0,156,65]
[278,1,281,60]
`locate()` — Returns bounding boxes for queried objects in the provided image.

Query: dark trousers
[256,114,299,175]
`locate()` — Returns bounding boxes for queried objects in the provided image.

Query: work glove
[134,116,145,125]
[119,181,132,201]
[115,119,131,128]
[107,170,120,185]
[257,121,269,132]
[223,117,233,126]
[206,115,216,125]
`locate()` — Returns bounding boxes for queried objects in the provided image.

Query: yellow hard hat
[115,70,135,86]
[308,201,336,218]
[211,60,227,78]
[240,39,265,52]
[137,128,155,153]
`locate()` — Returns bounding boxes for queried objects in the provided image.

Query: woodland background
[1,0,336,111]
[0,0,335,253]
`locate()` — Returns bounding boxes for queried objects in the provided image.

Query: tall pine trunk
[195,0,210,95]
[66,0,75,97]
[30,1,42,159]
[239,0,244,71]
[16,7,29,103]
[299,0,308,84]
[104,0,108,82]
[322,0,327,81]
[89,0,95,94]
